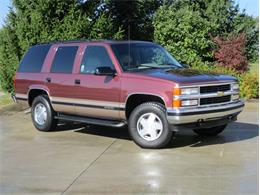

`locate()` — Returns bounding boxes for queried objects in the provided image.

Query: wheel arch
[125,93,167,119]
[27,86,51,106]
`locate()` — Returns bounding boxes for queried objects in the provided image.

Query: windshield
[111,43,183,72]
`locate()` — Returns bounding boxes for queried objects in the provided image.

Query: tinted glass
[18,44,51,72]
[51,46,78,73]
[111,43,183,72]
[80,46,114,74]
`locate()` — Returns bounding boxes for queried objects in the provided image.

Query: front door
[74,45,122,120]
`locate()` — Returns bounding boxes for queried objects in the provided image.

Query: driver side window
[80,46,115,74]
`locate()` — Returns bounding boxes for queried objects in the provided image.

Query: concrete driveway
[0,102,258,195]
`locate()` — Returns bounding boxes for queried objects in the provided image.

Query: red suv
[14,40,244,148]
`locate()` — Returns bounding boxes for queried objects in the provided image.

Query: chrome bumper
[166,100,244,124]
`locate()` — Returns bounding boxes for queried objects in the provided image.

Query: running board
[55,114,126,128]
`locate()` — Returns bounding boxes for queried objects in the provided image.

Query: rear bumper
[166,100,244,125]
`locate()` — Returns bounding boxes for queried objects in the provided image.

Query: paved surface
[0,102,258,195]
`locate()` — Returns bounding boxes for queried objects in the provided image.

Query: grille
[200,95,231,105]
[200,84,230,94]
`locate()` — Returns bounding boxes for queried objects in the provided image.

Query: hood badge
[217,91,225,97]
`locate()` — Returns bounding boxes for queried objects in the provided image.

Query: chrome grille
[200,84,230,94]
[200,95,231,105]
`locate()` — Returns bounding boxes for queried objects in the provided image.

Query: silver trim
[174,91,238,100]
[166,100,244,124]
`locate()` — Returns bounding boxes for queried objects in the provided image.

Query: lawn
[0,90,12,107]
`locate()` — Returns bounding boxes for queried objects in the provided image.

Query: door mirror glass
[95,66,117,76]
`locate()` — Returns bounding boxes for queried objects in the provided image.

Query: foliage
[153,0,258,65]
[239,72,259,99]
[233,14,259,62]
[213,33,248,72]
[153,4,212,65]
[106,0,163,40]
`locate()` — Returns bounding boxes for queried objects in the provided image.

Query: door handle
[75,79,81,85]
[46,77,51,83]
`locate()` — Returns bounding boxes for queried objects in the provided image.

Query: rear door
[44,44,81,115]
[73,44,122,119]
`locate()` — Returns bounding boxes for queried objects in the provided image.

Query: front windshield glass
[111,43,183,72]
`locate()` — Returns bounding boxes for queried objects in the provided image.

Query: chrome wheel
[137,112,163,141]
[34,103,47,125]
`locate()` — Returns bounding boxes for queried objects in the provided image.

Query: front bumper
[166,100,244,125]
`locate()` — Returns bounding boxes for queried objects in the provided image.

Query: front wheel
[128,102,173,149]
[193,125,227,136]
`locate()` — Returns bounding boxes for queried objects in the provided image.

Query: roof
[36,40,153,46]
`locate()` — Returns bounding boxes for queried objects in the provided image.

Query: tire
[193,125,227,136]
[31,95,57,131]
[128,102,173,149]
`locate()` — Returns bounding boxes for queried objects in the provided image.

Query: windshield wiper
[139,64,174,69]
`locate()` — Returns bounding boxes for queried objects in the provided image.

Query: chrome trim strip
[51,97,125,109]
[174,91,239,100]
[167,100,244,114]
[166,100,244,124]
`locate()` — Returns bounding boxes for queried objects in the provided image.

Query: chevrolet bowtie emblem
[217,91,224,96]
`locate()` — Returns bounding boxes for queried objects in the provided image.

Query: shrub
[213,33,249,72]
[239,72,259,99]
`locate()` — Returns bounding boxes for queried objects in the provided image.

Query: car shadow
[167,122,259,148]
[55,121,258,148]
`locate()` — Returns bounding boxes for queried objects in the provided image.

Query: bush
[213,33,249,72]
[239,72,259,99]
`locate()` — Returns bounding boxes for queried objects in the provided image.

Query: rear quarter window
[18,44,51,72]
[50,46,78,73]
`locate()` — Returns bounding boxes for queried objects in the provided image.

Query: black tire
[31,95,57,131]
[193,125,227,136]
[128,102,173,149]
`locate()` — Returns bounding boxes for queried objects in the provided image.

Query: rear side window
[80,46,114,74]
[51,46,78,73]
[18,44,51,72]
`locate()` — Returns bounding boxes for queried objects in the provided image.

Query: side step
[55,114,127,128]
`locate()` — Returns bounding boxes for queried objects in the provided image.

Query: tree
[153,0,258,65]
[106,0,163,40]
[213,33,248,72]
[153,4,213,65]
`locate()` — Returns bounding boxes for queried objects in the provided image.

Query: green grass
[249,61,259,73]
[0,90,12,107]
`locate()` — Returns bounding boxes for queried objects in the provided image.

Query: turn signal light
[173,88,181,96]
[173,99,181,107]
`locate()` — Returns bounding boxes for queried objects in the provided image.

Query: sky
[0,0,259,28]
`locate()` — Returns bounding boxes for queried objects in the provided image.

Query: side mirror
[95,66,117,76]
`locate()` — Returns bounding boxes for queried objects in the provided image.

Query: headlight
[232,83,239,91]
[181,99,198,106]
[181,87,199,95]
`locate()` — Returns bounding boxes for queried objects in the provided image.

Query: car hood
[135,68,237,84]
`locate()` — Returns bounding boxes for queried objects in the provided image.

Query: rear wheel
[128,102,173,149]
[31,95,57,131]
[193,125,227,136]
